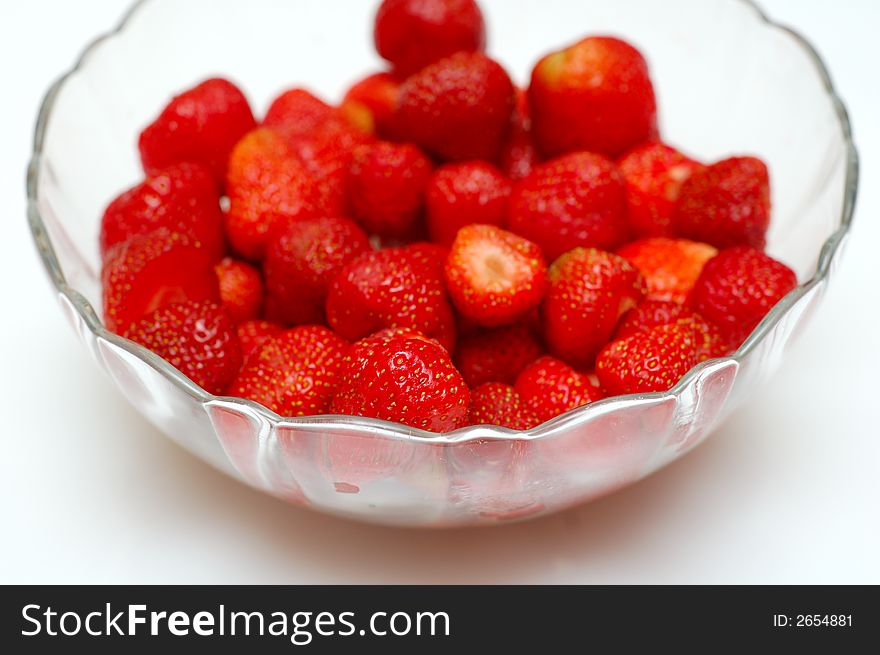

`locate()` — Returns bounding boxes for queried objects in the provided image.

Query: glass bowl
[27,0,857,527]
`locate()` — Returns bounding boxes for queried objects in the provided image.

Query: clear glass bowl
[27,0,857,526]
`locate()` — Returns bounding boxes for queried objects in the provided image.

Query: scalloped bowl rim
[26,0,859,445]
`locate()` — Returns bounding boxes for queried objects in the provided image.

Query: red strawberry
[596,321,707,395]
[359,233,420,253]
[615,299,703,339]
[674,156,771,250]
[618,142,704,237]
[228,325,349,416]
[614,300,730,358]
[499,126,539,183]
[394,52,514,162]
[224,128,321,260]
[330,328,469,432]
[263,88,335,139]
[426,161,511,246]
[99,162,224,261]
[688,246,797,347]
[124,300,242,395]
[406,241,449,273]
[515,356,604,423]
[263,216,372,326]
[339,101,374,136]
[468,383,539,430]
[102,228,219,334]
[512,86,531,122]
[454,321,544,388]
[499,88,539,181]
[542,247,646,367]
[326,245,457,351]
[341,72,401,138]
[348,141,432,238]
[139,78,256,185]
[227,126,290,179]
[374,0,486,77]
[507,151,629,260]
[354,325,440,346]
[402,241,451,286]
[287,118,374,217]
[236,319,284,362]
[684,316,730,360]
[445,224,547,327]
[529,36,657,158]
[214,257,263,323]
[285,115,372,157]
[616,237,717,304]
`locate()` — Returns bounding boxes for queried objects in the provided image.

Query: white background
[1,0,877,584]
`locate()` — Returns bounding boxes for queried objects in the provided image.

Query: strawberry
[529,36,657,158]
[468,383,539,430]
[224,128,322,260]
[614,299,703,339]
[374,0,486,77]
[596,321,708,395]
[401,240,451,283]
[99,162,224,261]
[102,228,219,334]
[326,245,457,351]
[226,126,290,180]
[542,247,646,367]
[263,88,335,139]
[338,102,374,136]
[348,141,432,238]
[616,237,718,304]
[236,319,284,362]
[263,86,373,199]
[514,356,604,423]
[499,125,539,183]
[617,142,704,238]
[406,241,449,273]
[454,320,544,388]
[287,118,374,217]
[341,72,401,138]
[214,257,263,323]
[380,217,444,247]
[445,224,547,327]
[139,78,256,185]
[674,156,771,250]
[499,88,539,181]
[355,325,437,344]
[507,151,629,260]
[512,85,532,124]
[426,161,511,246]
[394,52,514,162]
[285,115,372,157]
[228,325,349,416]
[614,300,731,358]
[688,246,797,347]
[124,300,242,395]
[330,328,469,432]
[263,216,372,326]
[683,315,730,360]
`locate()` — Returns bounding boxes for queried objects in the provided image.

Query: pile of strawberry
[100,0,797,433]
